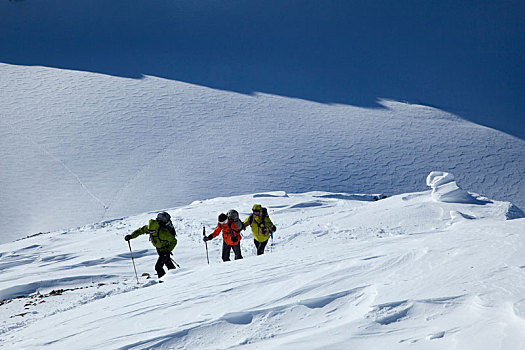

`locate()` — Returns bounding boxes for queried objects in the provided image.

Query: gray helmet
[156,212,171,225]
[227,209,239,221]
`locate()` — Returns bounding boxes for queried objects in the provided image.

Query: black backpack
[156,212,176,237]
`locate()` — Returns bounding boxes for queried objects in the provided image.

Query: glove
[203,235,213,242]
[231,235,238,243]
[271,225,277,233]
[124,234,132,241]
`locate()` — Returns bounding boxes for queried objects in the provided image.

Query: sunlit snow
[1,174,524,349]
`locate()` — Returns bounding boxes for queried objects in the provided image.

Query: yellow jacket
[243,211,274,242]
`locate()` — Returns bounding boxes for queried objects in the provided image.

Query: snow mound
[426,171,488,205]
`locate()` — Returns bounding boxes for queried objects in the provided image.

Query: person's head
[218,213,228,224]
[252,204,262,216]
[156,212,171,225]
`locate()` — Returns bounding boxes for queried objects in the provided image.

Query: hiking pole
[170,257,181,268]
[127,240,140,284]
[203,226,209,264]
[169,251,180,268]
[270,233,273,253]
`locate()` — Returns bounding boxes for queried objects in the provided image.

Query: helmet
[252,204,262,213]
[156,212,171,225]
[218,213,228,224]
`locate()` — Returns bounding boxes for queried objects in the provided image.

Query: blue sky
[1,0,524,139]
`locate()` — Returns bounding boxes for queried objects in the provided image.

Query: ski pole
[170,258,180,268]
[169,251,180,268]
[270,232,273,253]
[203,226,209,264]
[127,240,140,284]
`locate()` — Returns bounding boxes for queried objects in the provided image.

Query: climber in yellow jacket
[242,204,276,255]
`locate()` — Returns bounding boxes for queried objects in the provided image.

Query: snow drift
[426,171,487,204]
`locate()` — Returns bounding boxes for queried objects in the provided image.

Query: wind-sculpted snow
[1,63,524,243]
[0,190,524,349]
[426,171,490,205]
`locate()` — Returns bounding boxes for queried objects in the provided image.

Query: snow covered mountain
[2,1,524,348]
[1,176,524,349]
[2,1,524,243]
[1,63,524,244]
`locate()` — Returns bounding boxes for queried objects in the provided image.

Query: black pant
[254,239,268,255]
[222,242,243,262]
[155,250,175,278]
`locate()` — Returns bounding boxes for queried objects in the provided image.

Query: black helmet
[156,212,171,225]
[218,213,228,224]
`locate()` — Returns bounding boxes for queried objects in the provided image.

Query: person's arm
[125,225,148,241]
[265,217,276,233]
[204,223,222,241]
[131,225,149,238]
[242,215,252,229]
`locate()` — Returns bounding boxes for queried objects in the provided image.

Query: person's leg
[164,253,176,270]
[222,241,232,262]
[232,243,243,260]
[256,239,268,255]
[156,250,175,277]
[254,239,262,254]
[155,255,166,278]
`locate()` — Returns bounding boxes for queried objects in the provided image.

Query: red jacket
[211,219,242,245]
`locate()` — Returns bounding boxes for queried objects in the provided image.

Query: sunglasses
[252,209,261,213]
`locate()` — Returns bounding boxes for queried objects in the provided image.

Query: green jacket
[243,214,274,243]
[130,219,177,252]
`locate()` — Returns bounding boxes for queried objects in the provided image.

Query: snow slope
[1,176,524,349]
[1,63,524,243]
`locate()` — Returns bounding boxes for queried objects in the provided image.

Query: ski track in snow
[3,117,110,212]
[1,63,524,243]
[1,189,524,349]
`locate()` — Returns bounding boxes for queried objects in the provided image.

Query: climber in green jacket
[125,212,177,278]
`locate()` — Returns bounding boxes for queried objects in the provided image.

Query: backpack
[156,212,176,237]
[164,221,177,237]
[227,209,245,231]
